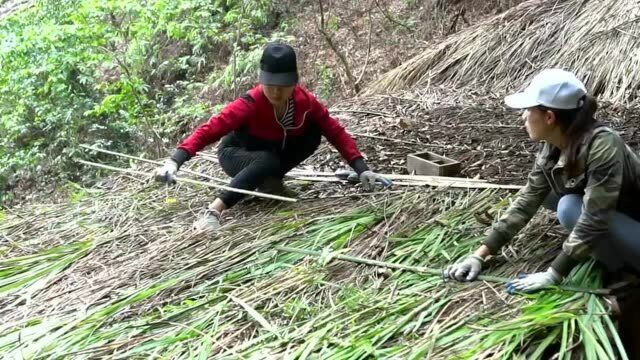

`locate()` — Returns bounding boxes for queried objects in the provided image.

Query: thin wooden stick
[299,190,407,200]
[80,144,228,184]
[293,176,429,186]
[273,246,612,296]
[330,109,392,117]
[349,132,449,148]
[76,160,297,202]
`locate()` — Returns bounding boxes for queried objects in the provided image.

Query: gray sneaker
[258,177,298,198]
[192,209,222,233]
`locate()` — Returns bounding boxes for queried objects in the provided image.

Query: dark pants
[543,193,640,273]
[545,194,640,358]
[216,128,322,207]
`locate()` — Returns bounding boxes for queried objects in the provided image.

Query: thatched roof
[366,0,640,105]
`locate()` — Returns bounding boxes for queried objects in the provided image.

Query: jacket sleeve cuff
[349,157,370,175]
[483,230,508,254]
[550,251,580,277]
[170,148,192,169]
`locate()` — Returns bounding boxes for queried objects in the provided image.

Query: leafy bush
[0,0,275,202]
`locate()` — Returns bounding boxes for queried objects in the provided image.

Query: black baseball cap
[259,43,299,86]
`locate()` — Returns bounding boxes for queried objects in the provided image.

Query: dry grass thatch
[366,0,640,104]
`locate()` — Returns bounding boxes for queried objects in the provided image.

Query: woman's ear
[545,110,556,126]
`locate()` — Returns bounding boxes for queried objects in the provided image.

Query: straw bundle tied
[0,160,628,358]
[367,0,640,105]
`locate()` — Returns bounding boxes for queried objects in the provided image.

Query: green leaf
[228,294,281,339]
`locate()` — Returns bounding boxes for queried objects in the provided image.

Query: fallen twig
[350,132,440,146]
[331,109,392,117]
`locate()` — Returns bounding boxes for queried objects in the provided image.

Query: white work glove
[359,171,393,191]
[154,159,179,184]
[506,268,562,294]
[446,255,484,282]
[192,209,221,233]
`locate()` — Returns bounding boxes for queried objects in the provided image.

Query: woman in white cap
[446,69,640,293]
[153,43,391,232]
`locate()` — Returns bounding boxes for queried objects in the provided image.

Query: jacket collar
[248,85,312,111]
[538,123,611,172]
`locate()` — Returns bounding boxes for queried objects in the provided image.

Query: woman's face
[262,84,295,107]
[522,107,556,142]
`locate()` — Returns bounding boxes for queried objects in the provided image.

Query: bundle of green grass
[0,160,628,359]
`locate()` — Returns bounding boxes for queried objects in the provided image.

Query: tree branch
[373,0,413,31]
[316,0,360,94]
[355,9,373,86]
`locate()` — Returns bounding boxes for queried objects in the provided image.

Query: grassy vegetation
[0,0,278,202]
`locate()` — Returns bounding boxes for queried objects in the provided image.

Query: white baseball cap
[505,69,587,110]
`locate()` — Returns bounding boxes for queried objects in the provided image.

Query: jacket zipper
[273,105,288,150]
[287,110,311,149]
[548,168,562,195]
[273,102,311,150]
[542,157,565,196]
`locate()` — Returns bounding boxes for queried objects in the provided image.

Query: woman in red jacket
[154,43,391,232]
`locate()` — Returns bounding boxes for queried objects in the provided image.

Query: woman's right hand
[154,159,179,184]
[446,255,484,282]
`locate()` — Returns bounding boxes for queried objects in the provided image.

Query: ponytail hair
[537,95,598,174]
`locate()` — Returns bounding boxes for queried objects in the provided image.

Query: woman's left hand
[359,171,393,191]
[506,268,562,294]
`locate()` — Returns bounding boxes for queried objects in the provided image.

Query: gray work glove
[446,255,484,282]
[192,209,222,233]
[154,159,179,184]
[359,170,393,191]
[506,268,562,294]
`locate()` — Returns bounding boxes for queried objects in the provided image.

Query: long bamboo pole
[273,245,612,295]
[288,169,488,182]
[291,176,524,190]
[80,144,229,184]
[77,160,297,202]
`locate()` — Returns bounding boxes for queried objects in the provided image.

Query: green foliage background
[0,0,286,202]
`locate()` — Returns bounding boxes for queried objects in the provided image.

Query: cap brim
[259,70,298,86]
[504,92,540,109]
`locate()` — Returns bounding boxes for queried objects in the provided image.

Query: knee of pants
[220,149,283,178]
[542,192,560,211]
[309,130,322,148]
[289,128,322,154]
[557,194,583,230]
[252,152,283,176]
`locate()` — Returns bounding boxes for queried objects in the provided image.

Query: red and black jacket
[171,85,369,174]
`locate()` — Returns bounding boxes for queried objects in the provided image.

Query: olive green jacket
[484,125,640,276]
